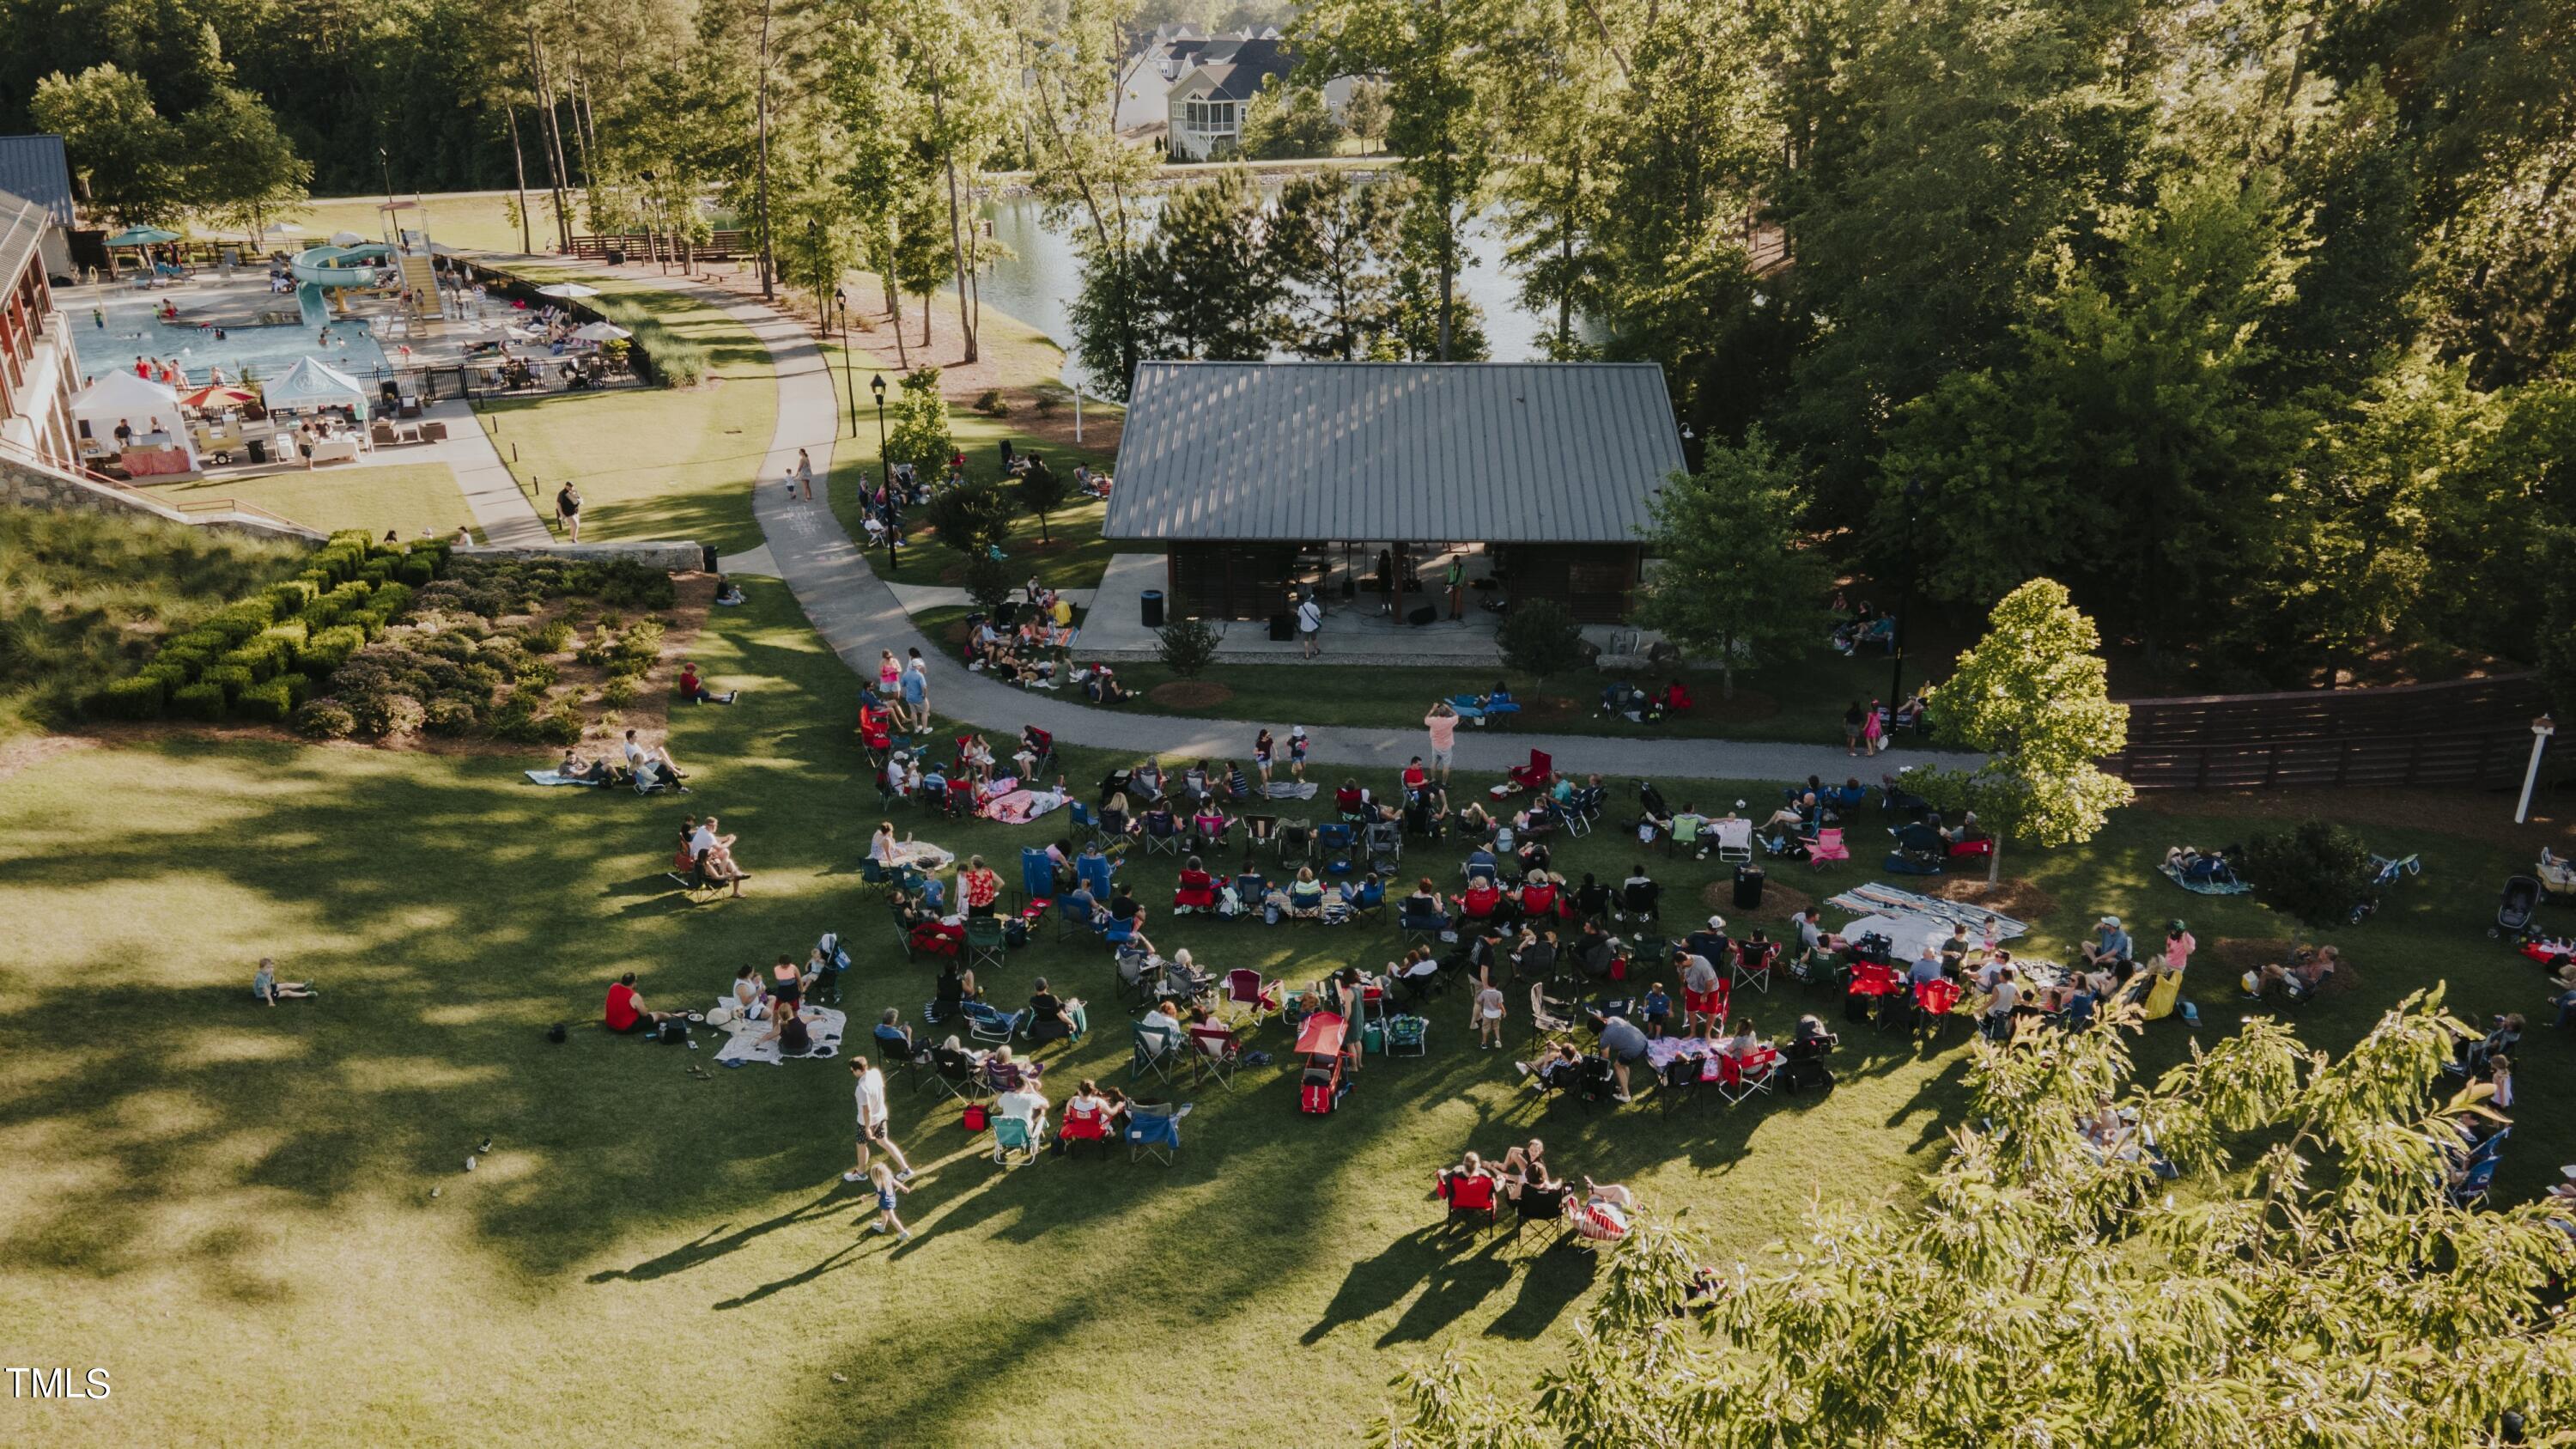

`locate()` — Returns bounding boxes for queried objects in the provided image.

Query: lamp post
[1889,475,1926,712]
[832,287,859,440]
[872,372,895,569]
[2517,714,2555,825]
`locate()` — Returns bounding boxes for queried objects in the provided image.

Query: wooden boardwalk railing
[2105,675,2547,790]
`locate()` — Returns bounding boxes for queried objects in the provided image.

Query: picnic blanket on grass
[524,770,606,787]
[2158,861,2253,896]
[1265,781,1318,800]
[713,1006,845,1067]
[979,786,1068,825]
[1824,883,2028,941]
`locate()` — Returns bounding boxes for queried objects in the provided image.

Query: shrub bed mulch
[1700,877,1814,926]
[1148,680,1235,709]
[1928,875,2060,922]
[2131,785,2576,850]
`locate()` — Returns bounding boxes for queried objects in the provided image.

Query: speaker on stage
[1407,606,1437,626]
[1269,612,1296,642]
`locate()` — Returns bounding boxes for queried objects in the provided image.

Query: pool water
[71,301,392,389]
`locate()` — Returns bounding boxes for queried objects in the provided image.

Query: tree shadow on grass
[589,1187,851,1284]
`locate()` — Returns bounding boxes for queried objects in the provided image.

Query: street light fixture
[872,373,896,569]
[1889,475,1927,717]
[833,287,859,440]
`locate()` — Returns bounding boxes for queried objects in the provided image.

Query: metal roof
[1104,361,1687,544]
[0,137,76,226]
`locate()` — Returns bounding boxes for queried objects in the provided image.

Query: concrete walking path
[541,258,1981,784]
[418,398,553,545]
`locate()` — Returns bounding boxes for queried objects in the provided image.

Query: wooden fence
[2105,675,2549,791]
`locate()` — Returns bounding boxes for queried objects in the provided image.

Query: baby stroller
[2492,875,2542,940]
[1296,1011,1350,1114]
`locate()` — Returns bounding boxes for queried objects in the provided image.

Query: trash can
[1141,590,1164,628]
[1733,864,1765,910]
[700,545,719,573]
[603,247,625,266]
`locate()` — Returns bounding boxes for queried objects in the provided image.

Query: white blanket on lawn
[713,1006,845,1067]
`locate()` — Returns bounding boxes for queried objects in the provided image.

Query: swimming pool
[71,301,392,389]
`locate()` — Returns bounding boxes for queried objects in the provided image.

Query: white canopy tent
[261,356,374,421]
[71,371,197,472]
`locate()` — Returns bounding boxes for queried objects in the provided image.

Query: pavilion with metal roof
[1104,360,1687,623]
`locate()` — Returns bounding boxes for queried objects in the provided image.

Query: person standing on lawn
[900,654,929,734]
[846,1056,915,1184]
[1297,591,1324,659]
[555,482,582,542]
[1424,702,1457,787]
[865,1162,913,1242]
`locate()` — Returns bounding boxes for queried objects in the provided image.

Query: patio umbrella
[263,222,304,236]
[104,226,181,247]
[178,384,258,411]
[569,321,632,342]
[536,282,601,299]
[328,230,366,246]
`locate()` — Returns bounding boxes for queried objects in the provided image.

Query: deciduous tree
[1632,429,1831,698]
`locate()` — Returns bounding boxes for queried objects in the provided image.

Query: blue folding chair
[1317,823,1357,875]
[1127,1104,1182,1166]
[1076,850,1115,901]
[1070,801,1103,843]
[1351,876,1386,919]
[2448,1157,2499,1207]
[1019,848,1055,910]
[1140,811,1183,857]
[1056,892,1105,943]
[962,999,1025,1044]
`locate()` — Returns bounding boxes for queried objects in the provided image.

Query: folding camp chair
[1018,847,1054,912]
[1802,828,1851,868]
[962,999,1025,1044]
[1713,819,1753,863]
[1716,1047,1778,1105]
[1069,801,1103,844]
[1055,893,1106,943]
[922,1045,987,1102]
[1188,1023,1242,1088]
[1316,822,1357,874]
[1222,969,1280,1032]
[1363,820,1403,871]
[877,1028,926,1083]
[1658,1053,1706,1112]
[1530,981,1580,1037]
[1127,1101,1184,1166]
[991,1115,1042,1167]
[963,915,1008,971]
[1172,868,1221,915]
[1443,1173,1499,1234]
[1734,941,1777,995]
[1504,1183,1571,1254]
[1075,850,1116,902]
[1130,1022,1182,1083]
[1506,750,1552,792]
[2448,1157,2499,1208]
[1350,876,1387,920]
[1385,1014,1428,1056]
[1057,1105,1113,1159]
[1911,977,1964,1037]
[1140,811,1184,857]
[1400,910,1450,947]
[1276,819,1314,864]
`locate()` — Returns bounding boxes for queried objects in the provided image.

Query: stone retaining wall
[0,454,325,543]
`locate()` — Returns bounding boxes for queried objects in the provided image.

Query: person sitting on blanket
[756,1002,817,1056]
[2081,916,2133,967]
[623,728,690,790]
[730,965,772,1020]
[2254,944,2342,1001]
[1084,665,1134,704]
[677,662,738,705]
[605,972,682,1034]
[2164,843,2239,886]
[557,748,616,783]
[900,887,966,958]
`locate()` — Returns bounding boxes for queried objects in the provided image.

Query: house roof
[0,188,49,289]
[1104,362,1688,545]
[0,137,75,227]
[1175,38,1293,103]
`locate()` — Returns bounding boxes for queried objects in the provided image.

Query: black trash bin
[603,247,625,266]
[1733,864,1765,910]
[1141,590,1164,628]
[701,545,719,573]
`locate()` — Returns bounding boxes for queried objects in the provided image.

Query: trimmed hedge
[169,681,228,721]
[237,679,295,722]
[277,672,312,707]
[259,622,308,667]
[291,699,357,740]
[398,556,436,586]
[88,674,166,720]
[200,663,256,703]
[264,578,319,614]
[360,557,397,585]
[301,625,368,673]
[220,639,283,682]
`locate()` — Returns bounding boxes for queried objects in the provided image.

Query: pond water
[970,183,1592,388]
[71,301,391,389]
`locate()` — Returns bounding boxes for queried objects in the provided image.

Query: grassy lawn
[817,340,1121,593]
[184,192,537,257]
[5,569,2573,1445]
[472,271,776,558]
[136,463,486,543]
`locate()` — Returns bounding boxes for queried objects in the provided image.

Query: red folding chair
[1057,1105,1112,1158]
[1443,1172,1499,1233]
[1506,750,1553,792]
[1911,977,1963,1035]
[1223,968,1280,1031]
[1734,941,1777,994]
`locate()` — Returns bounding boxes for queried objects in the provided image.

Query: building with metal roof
[0,137,76,228]
[0,186,80,468]
[1105,360,1687,623]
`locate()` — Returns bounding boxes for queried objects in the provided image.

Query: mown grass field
[5,573,2570,1446]
[137,463,483,544]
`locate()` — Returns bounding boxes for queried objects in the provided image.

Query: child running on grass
[866,1162,912,1243]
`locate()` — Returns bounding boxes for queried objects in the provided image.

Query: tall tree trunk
[755,0,776,299]
[506,105,534,253]
[926,70,980,363]
[528,25,574,252]
[1988,838,2003,887]
[1557,155,1577,354]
